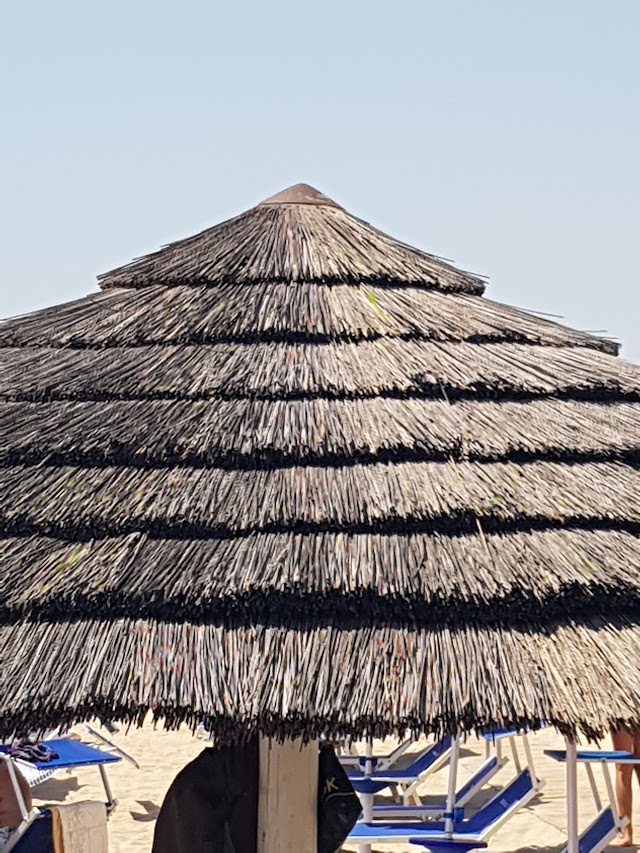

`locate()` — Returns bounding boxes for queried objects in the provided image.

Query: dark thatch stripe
[1,461,638,539]
[2,341,638,403]
[4,514,639,542]
[97,203,486,293]
[0,585,638,629]
[0,284,617,354]
[6,387,640,406]
[0,530,638,627]
[2,399,638,469]
[4,444,639,471]
[1,618,640,742]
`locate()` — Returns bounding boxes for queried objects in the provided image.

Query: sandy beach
[28,719,638,852]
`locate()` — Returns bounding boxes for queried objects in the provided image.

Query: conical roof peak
[97,182,486,293]
[257,183,342,208]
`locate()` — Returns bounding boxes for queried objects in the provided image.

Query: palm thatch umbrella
[1,183,639,845]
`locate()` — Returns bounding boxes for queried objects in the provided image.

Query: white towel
[51,801,108,853]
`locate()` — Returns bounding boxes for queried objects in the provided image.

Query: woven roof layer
[0,183,639,742]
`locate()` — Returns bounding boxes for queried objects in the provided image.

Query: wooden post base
[257,737,318,853]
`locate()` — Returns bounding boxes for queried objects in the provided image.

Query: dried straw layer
[0,183,639,742]
[0,283,618,353]
[1,618,640,742]
[2,460,640,540]
[2,399,639,468]
[3,340,638,402]
[1,529,639,627]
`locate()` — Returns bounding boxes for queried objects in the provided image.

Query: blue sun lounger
[1,740,116,852]
[363,725,537,821]
[371,754,505,820]
[349,736,453,797]
[0,738,121,811]
[349,769,540,852]
[349,735,454,830]
[545,749,640,853]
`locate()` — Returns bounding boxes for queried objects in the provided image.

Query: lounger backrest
[455,756,499,804]
[577,807,615,853]
[463,770,533,834]
[405,735,453,775]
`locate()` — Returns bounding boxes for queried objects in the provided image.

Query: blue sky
[1,0,638,360]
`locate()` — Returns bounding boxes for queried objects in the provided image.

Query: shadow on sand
[507,847,565,853]
[129,799,161,822]
[32,774,83,802]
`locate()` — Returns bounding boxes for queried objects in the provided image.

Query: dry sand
[31,719,639,852]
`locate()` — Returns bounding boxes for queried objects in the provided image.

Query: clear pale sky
[1,1,638,361]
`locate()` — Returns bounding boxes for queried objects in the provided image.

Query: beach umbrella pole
[565,738,578,853]
[444,735,461,836]
[358,738,374,853]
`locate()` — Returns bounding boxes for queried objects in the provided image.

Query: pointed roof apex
[97,182,487,294]
[258,183,342,208]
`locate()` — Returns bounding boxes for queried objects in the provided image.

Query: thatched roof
[1,183,639,742]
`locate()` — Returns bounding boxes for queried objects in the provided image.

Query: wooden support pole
[258,737,318,853]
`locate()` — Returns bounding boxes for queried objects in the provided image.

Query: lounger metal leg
[584,764,602,813]
[566,739,578,853]
[401,777,421,805]
[522,734,536,785]
[602,763,619,824]
[99,765,116,813]
[509,736,522,773]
